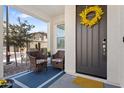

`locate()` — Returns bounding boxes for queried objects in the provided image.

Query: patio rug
[12,66,64,88]
[73,76,104,88]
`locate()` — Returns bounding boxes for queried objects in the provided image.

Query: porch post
[65,6,76,74]
[47,20,53,54]
[47,22,51,51]
[0,5,3,79]
[6,6,10,64]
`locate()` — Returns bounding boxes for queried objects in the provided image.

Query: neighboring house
[29,32,47,50]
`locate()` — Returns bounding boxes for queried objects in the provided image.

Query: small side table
[0,79,14,88]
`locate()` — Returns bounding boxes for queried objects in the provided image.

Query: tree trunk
[20,48,23,64]
[20,49,22,64]
[14,46,17,66]
[26,42,29,65]
[26,42,29,52]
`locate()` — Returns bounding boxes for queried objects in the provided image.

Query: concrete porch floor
[8,69,120,88]
[49,74,120,88]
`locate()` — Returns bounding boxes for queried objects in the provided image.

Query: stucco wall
[65,5,122,86]
[120,6,124,87]
[0,5,3,79]
[107,5,121,86]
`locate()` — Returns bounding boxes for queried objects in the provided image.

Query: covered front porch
[5,68,118,88]
[0,5,124,88]
[1,5,66,88]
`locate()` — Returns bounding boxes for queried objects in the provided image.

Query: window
[57,24,65,49]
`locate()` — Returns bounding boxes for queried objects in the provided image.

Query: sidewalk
[3,57,21,63]
[3,52,26,63]
[3,52,21,55]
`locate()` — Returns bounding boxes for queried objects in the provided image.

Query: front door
[76,5,107,79]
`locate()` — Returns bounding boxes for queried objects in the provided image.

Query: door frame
[75,5,107,79]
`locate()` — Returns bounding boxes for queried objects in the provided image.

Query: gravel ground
[4,61,30,77]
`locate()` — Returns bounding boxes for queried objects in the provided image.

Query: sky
[3,6,48,33]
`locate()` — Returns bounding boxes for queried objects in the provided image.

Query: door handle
[102,39,106,55]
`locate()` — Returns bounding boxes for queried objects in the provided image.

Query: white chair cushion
[52,59,63,62]
[36,59,47,64]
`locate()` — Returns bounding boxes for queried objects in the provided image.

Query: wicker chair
[27,50,47,72]
[51,50,65,70]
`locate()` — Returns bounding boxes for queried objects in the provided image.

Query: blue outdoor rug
[11,66,64,88]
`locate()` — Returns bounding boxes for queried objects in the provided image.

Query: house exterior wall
[65,5,123,87]
[107,5,121,86]
[0,5,3,79]
[29,32,48,49]
[52,15,65,54]
[29,41,48,49]
[120,6,124,87]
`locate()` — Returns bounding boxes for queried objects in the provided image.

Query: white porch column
[47,22,51,50]
[0,5,3,79]
[65,5,76,74]
[48,20,53,54]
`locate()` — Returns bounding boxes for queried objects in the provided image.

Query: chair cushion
[52,59,63,62]
[36,59,47,64]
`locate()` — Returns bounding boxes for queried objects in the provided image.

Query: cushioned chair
[27,50,47,72]
[51,50,65,70]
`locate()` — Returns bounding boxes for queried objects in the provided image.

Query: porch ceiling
[12,5,65,22]
[33,5,65,17]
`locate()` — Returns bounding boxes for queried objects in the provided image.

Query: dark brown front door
[76,5,107,79]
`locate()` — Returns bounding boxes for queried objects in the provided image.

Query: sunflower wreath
[80,6,104,28]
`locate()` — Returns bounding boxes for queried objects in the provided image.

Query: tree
[9,24,19,66]
[4,23,20,66]
[4,17,35,66]
[17,17,35,51]
[17,17,35,65]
